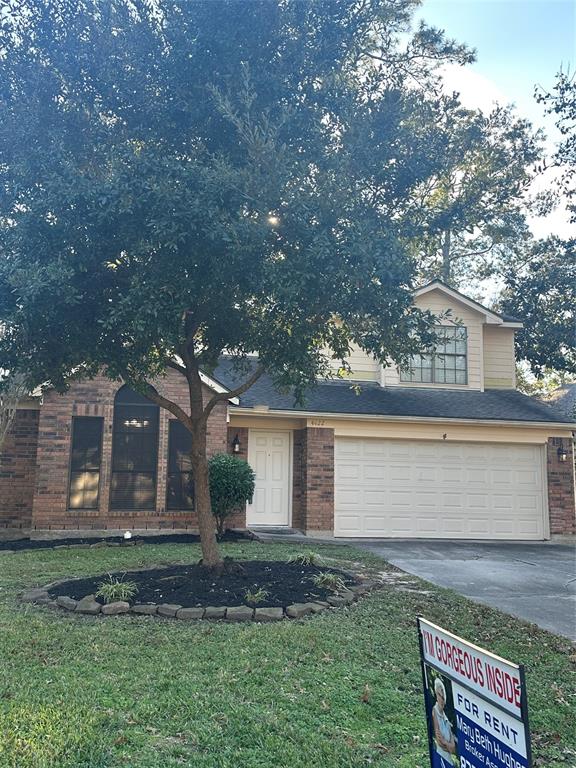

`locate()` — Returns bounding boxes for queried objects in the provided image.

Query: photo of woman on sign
[424,666,459,767]
[432,677,457,763]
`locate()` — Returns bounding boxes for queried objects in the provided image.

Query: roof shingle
[214,358,574,425]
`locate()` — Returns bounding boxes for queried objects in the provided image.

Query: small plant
[96,574,139,604]
[244,586,269,605]
[209,453,255,539]
[288,550,325,567]
[310,571,346,593]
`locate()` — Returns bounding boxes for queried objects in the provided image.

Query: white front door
[247,431,291,526]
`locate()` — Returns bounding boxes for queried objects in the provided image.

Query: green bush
[209,453,255,538]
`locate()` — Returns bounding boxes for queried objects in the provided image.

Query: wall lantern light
[232,434,241,454]
[557,446,568,462]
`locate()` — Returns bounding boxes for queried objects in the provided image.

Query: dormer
[380,281,522,392]
[328,280,523,391]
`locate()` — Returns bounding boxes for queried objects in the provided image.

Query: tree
[413,102,542,285]
[499,237,576,377]
[536,70,576,219]
[0,372,28,449]
[515,364,576,399]
[497,72,576,379]
[0,0,472,566]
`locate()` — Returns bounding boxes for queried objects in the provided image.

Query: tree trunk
[441,229,452,283]
[189,420,222,567]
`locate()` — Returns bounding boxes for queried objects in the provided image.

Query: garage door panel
[467,467,489,483]
[388,465,412,483]
[364,441,389,457]
[516,469,539,486]
[466,518,491,536]
[415,466,437,482]
[417,517,441,534]
[336,441,361,458]
[466,494,488,509]
[364,464,389,481]
[517,495,538,511]
[414,491,438,508]
[335,438,545,540]
[516,519,540,536]
[337,515,363,533]
[336,463,360,481]
[442,493,465,508]
[388,443,412,459]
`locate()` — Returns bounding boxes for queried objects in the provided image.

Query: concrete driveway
[345,539,576,641]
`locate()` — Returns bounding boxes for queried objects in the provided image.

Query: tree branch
[203,364,265,418]
[166,358,187,376]
[137,381,193,430]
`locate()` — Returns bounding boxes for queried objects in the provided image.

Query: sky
[414,0,576,239]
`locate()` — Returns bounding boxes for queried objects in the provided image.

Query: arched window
[110,386,159,510]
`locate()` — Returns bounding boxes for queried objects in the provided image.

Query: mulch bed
[49,560,357,609]
[0,530,251,552]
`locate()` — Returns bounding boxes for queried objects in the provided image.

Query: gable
[414,281,522,328]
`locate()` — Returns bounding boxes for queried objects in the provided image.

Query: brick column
[225,426,248,529]
[292,429,305,530]
[297,427,334,535]
[547,438,576,535]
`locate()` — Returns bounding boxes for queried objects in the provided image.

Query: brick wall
[0,410,39,530]
[31,372,229,531]
[547,437,576,535]
[294,427,334,533]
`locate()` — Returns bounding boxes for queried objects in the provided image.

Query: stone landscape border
[21,574,380,622]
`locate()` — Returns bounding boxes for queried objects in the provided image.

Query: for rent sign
[417,618,532,768]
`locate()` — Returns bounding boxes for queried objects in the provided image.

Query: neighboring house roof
[214,358,574,425]
[546,383,576,421]
[415,280,523,326]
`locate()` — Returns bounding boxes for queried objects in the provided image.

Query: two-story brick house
[1,281,574,539]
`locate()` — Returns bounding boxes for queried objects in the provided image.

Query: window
[401,326,467,385]
[110,386,159,510]
[166,421,194,510]
[68,417,103,509]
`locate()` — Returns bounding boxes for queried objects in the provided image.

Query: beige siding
[326,342,380,382]
[484,326,516,389]
[229,415,305,430]
[305,416,572,444]
[231,411,573,444]
[381,288,484,390]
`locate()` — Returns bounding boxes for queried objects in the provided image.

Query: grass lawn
[0,540,574,768]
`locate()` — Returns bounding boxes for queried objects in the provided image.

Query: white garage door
[335,438,547,540]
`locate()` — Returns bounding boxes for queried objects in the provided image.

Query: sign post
[417,617,532,768]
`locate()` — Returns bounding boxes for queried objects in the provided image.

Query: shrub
[310,571,346,593]
[209,453,255,538]
[96,574,139,604]
[288,551,325,566]
[244,586,269,605]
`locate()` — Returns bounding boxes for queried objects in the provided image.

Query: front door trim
[247,429,292,527]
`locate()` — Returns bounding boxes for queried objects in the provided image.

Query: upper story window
[400,326,467,385]
[110,385,159,510]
